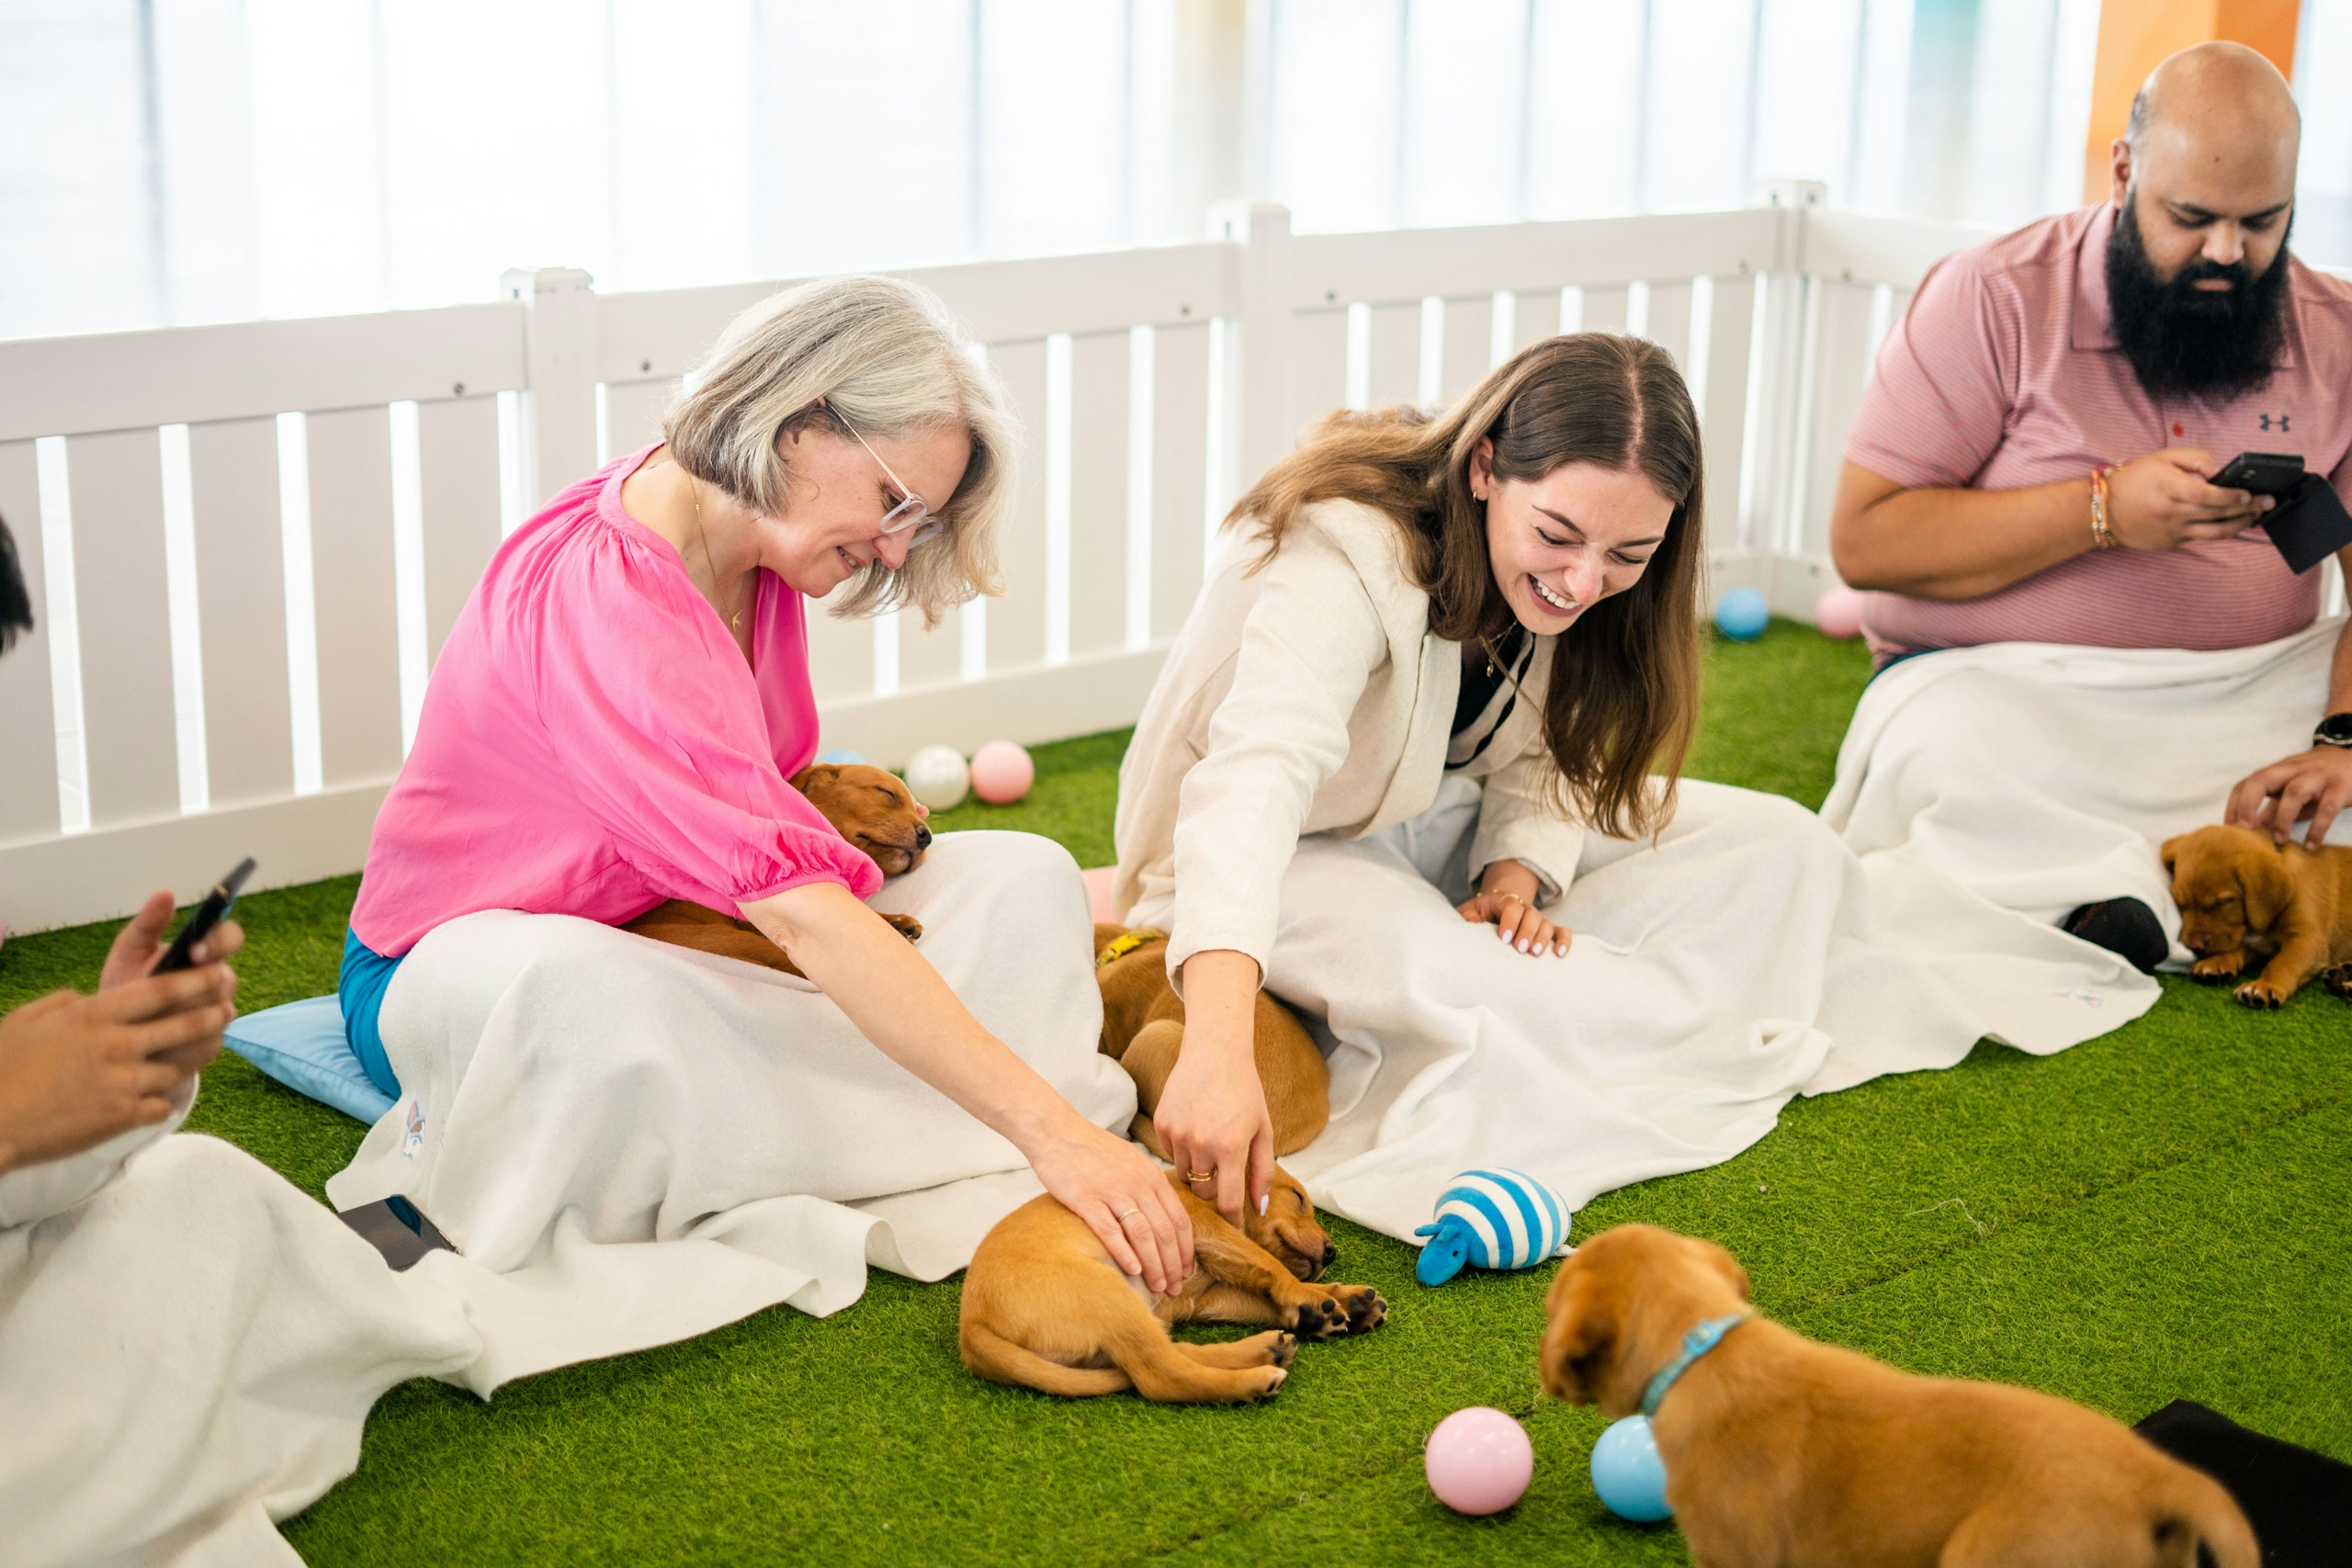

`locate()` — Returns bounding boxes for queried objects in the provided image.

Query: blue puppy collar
[1639,1313,1750,1417]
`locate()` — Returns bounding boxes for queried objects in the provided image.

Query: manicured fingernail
[1259,1194,1270,1216]
[1518,940,1531,953]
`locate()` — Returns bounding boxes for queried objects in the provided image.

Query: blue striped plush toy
[1413,1168,1571,1285]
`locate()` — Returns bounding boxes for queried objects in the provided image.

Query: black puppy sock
[2061,897,2169,975]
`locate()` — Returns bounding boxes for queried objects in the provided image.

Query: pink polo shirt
[1844,202,2352,657]
[350,445,882,957]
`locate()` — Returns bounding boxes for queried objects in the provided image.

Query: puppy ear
[2240,852,2295,932]
[790,762,840,793]
[1540,1317,1612,1404]
[2159,835,2181,878]
[1539,1269,1617,1405]
[1705,1243,1752,1303]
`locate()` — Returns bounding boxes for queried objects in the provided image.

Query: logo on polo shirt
[2260,412,2291,433]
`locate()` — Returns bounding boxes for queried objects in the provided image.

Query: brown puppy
[1092,923,1330,1157]
[1540,1224,2256,1568]
[623,762,930,977]
[959,1165,1385,1402]
[2161,823,2352,1009]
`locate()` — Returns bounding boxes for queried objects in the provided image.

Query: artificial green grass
[1,618,2345,1565]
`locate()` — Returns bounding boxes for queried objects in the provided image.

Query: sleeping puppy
[959,1165,1385,1403]
[623,762,929,977]
[1540,1224,2256,1568]
[1092,923,1330,1157]
[2161,823,2352,1009]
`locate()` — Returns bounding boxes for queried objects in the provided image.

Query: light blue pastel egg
[1714,587,1770,642]
[817,748,868,766]
[1590,1415,1672,1522]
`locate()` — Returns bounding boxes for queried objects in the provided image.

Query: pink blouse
[350,445,882,957]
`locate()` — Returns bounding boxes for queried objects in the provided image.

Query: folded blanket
[1821,616,2351,960]
[1200,778,2148,1244]
[1,1131,479,1567]
[324,830,1136,1393]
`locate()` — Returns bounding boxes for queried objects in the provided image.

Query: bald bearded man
[1822,43,2352,983]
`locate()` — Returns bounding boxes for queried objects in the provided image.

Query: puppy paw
[1267,1331,1299,1369]
[1325,1283,1386,1334]
[2233,978,2288,1010]
[1250,1364,1287,1399]
[2191,953,2245,983]
[1288,1295,1350,1342]
[2323,964,2352,1000]
[882,913,923,942]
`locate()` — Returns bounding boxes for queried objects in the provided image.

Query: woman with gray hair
[343,276,1191,1294]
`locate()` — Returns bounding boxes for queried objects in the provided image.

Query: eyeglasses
[826,403,944,547]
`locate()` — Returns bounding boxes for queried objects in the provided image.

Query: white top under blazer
[1113,497,1590,985]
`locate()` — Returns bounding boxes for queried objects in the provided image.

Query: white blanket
[324,830,1136,1393]
[1821,616,2351,962]
[1170,777,2149,1245]
[0,1121,478,1568]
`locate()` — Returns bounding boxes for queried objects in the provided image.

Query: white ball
[903,745,970,810]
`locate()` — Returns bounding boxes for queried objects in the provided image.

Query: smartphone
[153,857,256,974]
[2211,451,2305,497]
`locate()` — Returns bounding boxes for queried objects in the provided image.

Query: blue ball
[1714,587,1770,642]
[1590,1415,1672,1522]
[817,748,868,766]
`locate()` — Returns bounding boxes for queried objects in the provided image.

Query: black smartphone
[2211,451,2305,496]
[153,857,256,974]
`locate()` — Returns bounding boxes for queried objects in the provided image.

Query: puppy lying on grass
[2162,823,2352,1009]
[1092,923,1330,1157]
[1540,1224,2256,1568]
[623,762,929,976]
[959,1166,1385,1402]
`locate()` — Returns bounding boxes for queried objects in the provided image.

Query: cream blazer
[1112,497,1588,981]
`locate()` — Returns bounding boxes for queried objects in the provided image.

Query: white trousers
[326,829,1136,1392]
[1823,617,2349,961]
[0,1131,477,1568]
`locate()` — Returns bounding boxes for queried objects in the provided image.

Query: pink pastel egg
[969,739,1035,805]
[1424,1406,1534,1516]
[1815,585,1866,641]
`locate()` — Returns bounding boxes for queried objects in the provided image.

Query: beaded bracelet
[2088,464,2120,550]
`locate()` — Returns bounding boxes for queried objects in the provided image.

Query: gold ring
[1185,1169,1213,1183]
[1497,892,1523,906]
[1117,1206,1143,1220]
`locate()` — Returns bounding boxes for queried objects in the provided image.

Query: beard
[2106,196,2291,401]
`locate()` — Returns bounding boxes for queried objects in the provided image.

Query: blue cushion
[223,996,396,1124]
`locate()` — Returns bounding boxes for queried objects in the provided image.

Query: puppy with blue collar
[1540,1224,2255,1567]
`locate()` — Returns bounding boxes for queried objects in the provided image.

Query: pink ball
[1424,1406,1534,1516]
[1815,585,1866,641]
[969,739,1035,805]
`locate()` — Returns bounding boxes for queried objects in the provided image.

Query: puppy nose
[1320,1241,1337,1265]
[915,824,933,850]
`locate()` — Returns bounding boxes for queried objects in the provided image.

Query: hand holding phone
[153,857,256,975]
[2210,450,2305,497]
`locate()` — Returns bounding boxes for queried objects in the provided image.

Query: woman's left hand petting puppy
[960,1164,1384,1403]
[1458,857,1570,957]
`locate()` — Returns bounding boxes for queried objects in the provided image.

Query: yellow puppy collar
[1095,929,1168,968]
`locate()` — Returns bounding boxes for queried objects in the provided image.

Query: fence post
[1210,201,1295,502]
[1725,181,1824,611]
[501,267,598,509]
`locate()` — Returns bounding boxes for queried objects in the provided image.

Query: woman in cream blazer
[1114,334,1707,1221]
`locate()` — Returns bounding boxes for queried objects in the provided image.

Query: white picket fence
[0,192,2010,932]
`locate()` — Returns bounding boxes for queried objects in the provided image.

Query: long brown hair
[1227,333,1704,838]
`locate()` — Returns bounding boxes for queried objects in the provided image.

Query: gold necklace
[682,467,745,632]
